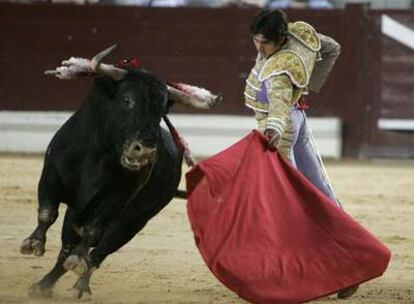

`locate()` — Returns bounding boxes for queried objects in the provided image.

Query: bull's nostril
[132,143,142,152]
[128,141,142,153]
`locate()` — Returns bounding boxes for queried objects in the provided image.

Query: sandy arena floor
[0,155,413,304]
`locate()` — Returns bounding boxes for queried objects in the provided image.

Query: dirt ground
[0,155,413,304]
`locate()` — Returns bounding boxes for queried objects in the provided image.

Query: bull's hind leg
[21,172,61,256]
[30,208,81,297]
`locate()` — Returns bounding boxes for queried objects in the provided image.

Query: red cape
[186,131,391,304]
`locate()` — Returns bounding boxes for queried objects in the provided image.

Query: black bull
[20,59,185,297]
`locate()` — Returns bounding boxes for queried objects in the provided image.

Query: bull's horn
[91,44,127,81]
[167,84,222,109]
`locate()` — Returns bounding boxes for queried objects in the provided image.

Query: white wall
[0,111,342,158]
[339,0,412,9]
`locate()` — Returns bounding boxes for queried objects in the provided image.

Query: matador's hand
[264,129,280,150]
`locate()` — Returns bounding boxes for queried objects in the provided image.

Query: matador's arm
[308,34,341,93]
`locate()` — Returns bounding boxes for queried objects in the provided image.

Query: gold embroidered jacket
[244,21,341,136]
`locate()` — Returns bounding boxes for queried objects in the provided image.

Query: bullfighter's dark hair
[249,9,288,45]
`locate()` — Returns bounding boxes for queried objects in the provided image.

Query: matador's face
[253,34,281,59]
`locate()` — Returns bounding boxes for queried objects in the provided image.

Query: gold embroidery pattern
[245,98,269,112]
[267,75,293,135]
[254,109,294,160]
[259,51,307,88]
[246,72,261,91]
[255,114,267,132]
[288,21,321,51]
[244,69,264,111]
[291,89,303,104]
[244,85,256,99]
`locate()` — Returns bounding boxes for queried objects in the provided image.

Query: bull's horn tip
[107,44,117,51]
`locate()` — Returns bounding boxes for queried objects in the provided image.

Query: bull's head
[45,45,167,171]
[45,45,221,171]
[113,72,166,172]
[89,46,167,171]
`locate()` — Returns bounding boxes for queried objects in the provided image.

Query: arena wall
[0,111,342,158]
[0,3,413,158]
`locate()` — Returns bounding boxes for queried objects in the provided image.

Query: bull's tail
[175,189,187,199]
[163,115,196,167]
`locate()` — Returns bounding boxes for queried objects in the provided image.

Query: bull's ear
[95,77,117,97]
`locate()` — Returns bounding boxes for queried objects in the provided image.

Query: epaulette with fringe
[258,50,308,88]
[288,21,321,52]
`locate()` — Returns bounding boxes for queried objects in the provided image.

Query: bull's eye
[121,96,135,109]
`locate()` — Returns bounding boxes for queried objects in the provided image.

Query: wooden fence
[0,3,413,157]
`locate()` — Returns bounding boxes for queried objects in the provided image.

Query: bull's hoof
[29,283,53,298]
[69,284,92,299]
[20,238,45,257]
[63,255,89,276]
[69,287,92,300]
[70,273,92,299]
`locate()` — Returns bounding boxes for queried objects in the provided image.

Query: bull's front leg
[29,209,81,297]
[63,226,99,276]
[20,188,60,256]
[64,188,148,298]
[70,272,93,299]
[64,188,134,277]
[63,226,101,299]
[29,243,74,297]
[64,215,149,298]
